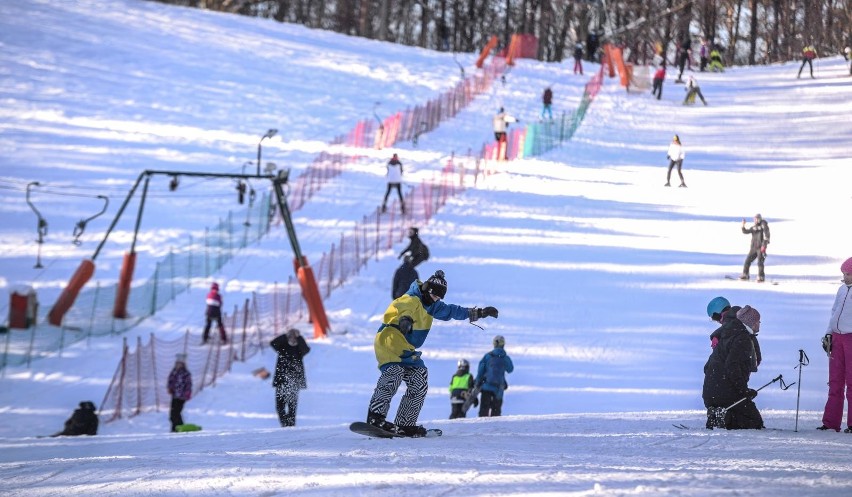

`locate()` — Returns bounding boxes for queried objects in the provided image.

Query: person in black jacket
[52,401,98,437]
[703,297,764,430]
[271,328,310,427]
[739,214,770,282]
[392,255,419,300]
[398,227,429,268]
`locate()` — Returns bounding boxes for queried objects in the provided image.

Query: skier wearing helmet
[476,335,514,417]
[449,358,477,419]
[366,270,498,437]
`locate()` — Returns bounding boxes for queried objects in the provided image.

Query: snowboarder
[573,42,584,75]
[365,270,498,437]
[708,46,724,72]
[51,401,98,437]
[797,42,818,79]
[664,135,686,187]
[739,214,770,282]
[167,354,192,432]
[381,153,405,214]
[477,335,514,417]
[398,227,429,268]
[703,297,764,430]
[392,255,419,300]
[541,87,553,120]
[271,328,310,427]
[652,63,666,100]
[203,282,227,344]
[817,257,852,432]
[449,358,477,419]
[683,75,707,106]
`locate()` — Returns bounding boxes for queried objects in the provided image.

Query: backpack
[484,353,507,390]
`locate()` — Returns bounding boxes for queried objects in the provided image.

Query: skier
[739,214,770,282]
[541,87,553,120]
[365,270,499,437]
[703,297,764,430]
[797,42,818,79]
[698,38,710,72]
[707,46,725,72]
[683,75,707,106]
[392,255,419,300]
[817,257,852,432]
[493,107,517,143]
[167,354,193,432]
[651,63,666,100]
[477,335,514,417]
[398,227,429,268]
[51,401,98,437]
[573,42,584,75]
[449,358,477,419]
[664,135,687,187]
[381,153,405,214]
[203,282,227,344]
[270,328,310,427]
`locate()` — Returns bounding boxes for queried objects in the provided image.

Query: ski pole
[724,374,791,412]
[794,349,809,432]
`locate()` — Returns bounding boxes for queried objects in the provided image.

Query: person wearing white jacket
[381,153,405,214]
[665,135,687,187]
[818,257,852,432]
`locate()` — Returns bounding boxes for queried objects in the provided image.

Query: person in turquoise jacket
[366,270,498,437]
[477,335,514,417]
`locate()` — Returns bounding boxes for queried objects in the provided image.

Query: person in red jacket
[203,282,227,344]
[652,63,666,100]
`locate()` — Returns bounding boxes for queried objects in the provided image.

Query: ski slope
[2,0,852,495]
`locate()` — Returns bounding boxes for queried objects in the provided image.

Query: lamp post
[257,129,277,176]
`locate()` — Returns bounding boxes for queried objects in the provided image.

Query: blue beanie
[706,296,731,318]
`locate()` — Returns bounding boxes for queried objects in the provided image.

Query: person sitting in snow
[365,270,498,437]
[449,358,477,419]
[51,401,98,437]
[703,297,764,430]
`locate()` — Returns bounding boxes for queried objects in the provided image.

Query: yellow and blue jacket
[374,280,470,370]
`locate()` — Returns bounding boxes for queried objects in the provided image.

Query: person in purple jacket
[167,354,193,432]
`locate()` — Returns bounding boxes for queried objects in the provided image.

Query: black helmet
[457,359,469,368]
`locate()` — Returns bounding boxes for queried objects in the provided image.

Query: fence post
[151,333,160,412]
[87,282,100,345]
[170,248,176,302]
[241,298,249,362]
[25,323,36,368]
[187,235,193,293]
[151,262,160,316]
[135,335,143,416]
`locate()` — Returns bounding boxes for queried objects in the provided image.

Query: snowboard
[725,275,778,285]
[461,384,482,415]
[349,422,442,439]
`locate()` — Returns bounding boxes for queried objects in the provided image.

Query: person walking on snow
[739,214,770,282]
[449,358,477,419]
[541,87,553,120]
[818,257,852,432]
[699,38,710,72]
[797,42,818,79]
[270,328,310,427]
[203,282,227,344]
[573,42,584,75]
[381,153,405,214]
[398,227,430,268]
[676,34,692,82]
[652,63,666,100]
[365,270,499,437]
[477,335,514,417]
[167,354,193,432]
[664,135,686,187]
[683,75,707,106]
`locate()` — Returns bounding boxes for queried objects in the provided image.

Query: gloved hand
[823,333,833,355]
[760,246,767,257]
[747,388,758,400]
[398,316,413,334]
[470,306,499,321]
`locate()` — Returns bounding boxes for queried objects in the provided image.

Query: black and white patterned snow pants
[368,364,428,426]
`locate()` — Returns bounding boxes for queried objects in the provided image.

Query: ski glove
[469,306,499,322]
[822,333,833,355]
[398,316,414,335]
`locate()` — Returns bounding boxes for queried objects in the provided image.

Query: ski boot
[738,274,750,281]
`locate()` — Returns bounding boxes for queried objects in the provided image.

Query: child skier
[449,358,477,419]
[365,270,498,437]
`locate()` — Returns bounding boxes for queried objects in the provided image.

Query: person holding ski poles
[817,257,852,432]
[365,270,498,437]
[702,296,764,430]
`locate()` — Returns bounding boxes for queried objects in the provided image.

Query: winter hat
[211,282,219,290]
[841,257,852,274]
[706,296,731,318]
[409,227,419,237]
[493,335,506,348]
[175,353,187,363]
[737,305,761,331]
[423,270,447,299]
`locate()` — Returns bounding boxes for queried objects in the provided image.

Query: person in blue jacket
[477,335,514,417]
[366,270,499,437]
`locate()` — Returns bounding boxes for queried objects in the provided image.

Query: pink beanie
[737,305,761,330]
[841,257,852,274]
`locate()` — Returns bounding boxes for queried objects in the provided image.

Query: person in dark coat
[676,34,692,82]
[167,354,192,432]
[203,282,227,344]
[541,87,553,120]
[392,255,419,300]
[52,401,98,437]
[739,214,770,282]
[398,227,429,268]
[449,358,477,419]
[573,42,584,74]
[476,335,514,417]
[703,297,764,430]
[271,328,310,427]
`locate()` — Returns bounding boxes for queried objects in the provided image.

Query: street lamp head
[264,129,278,139]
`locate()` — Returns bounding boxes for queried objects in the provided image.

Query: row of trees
[155,1,850,65]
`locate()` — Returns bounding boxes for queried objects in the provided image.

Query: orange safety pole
[476,35,499,68]
[48,258,95,326]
